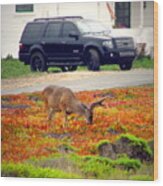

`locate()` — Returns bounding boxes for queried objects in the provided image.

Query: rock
[45,132,71,139]
[28,95,41,102]
[1,104,30,109]
[114,134,153,162]
[57,144,74,154]
[107,128,120,135]
[98,143,117,160]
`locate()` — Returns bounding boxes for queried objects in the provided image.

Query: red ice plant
[1,86,154,162]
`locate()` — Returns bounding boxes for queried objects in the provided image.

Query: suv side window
[62,22,78,37]
[45,22,62,38]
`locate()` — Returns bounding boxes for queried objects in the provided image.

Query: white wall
[144,1,154,27]
[131,1,154,28]
[131,1,141,28]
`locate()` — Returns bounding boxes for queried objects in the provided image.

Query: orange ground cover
[1,86,154,162]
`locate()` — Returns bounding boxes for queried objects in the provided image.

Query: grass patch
[133,57,154,69]
[1,59,41,79]
[78,64,119,71]
[2,153,153,180]
[129,175,153,181]
[2,162,81,178]
[1,57,153,79]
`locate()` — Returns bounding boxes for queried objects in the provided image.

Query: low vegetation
[1,86,154,180]
[1,57,153,79]
[2,153,152,180]
[2,162,81,178]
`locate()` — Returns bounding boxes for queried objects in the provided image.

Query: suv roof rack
[34,16,83,22]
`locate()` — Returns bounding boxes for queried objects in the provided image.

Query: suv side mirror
[69,31,79,40]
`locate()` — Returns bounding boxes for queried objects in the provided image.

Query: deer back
[42,85,80,112]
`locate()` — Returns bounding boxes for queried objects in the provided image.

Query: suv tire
[61,66,77,72]
[119,62,132,71]
[30,52,47,72]
[85,49,100,71]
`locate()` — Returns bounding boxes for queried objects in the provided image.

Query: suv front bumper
[103,49,136,64]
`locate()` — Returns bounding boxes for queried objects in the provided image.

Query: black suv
[19,16,136,72]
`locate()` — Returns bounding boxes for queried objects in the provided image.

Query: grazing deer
[42,85,112,126]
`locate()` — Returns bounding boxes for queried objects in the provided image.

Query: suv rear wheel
[61,66,77,72]
[85,49,100,71]
[119,62,132,70]
[30,52,47,72]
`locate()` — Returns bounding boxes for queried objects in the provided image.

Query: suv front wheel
[119,62,132,71]
[30,52,47,72]
[85,49,100,71]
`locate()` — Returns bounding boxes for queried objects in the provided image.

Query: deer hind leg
[63,111,68,128]
[60,103,69,128]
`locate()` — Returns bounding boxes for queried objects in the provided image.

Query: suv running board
[47,61,84,66]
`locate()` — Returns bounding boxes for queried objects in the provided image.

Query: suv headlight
[103,40,113,49]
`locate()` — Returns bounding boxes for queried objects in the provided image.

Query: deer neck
[73,101,88,116]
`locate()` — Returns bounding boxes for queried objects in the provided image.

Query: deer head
[83,95,113,124]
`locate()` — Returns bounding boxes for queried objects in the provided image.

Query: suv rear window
[21,23,45,43]
[45,22,62,38]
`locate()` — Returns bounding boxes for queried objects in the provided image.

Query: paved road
[1,69,153,95]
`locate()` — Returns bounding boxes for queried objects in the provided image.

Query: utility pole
[56,3,59,16]
[140,1,144,28]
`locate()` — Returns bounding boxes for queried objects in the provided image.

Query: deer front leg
[48,108,55,121]
[63,111,68,128]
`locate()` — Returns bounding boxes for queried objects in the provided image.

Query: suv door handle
[61,41,66,44]
[41,41,46,45]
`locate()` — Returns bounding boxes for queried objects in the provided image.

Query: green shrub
[114,156,141,171]
[83,155,113,165]
[79,155,141,178]
[80,156,113,179]
[2,162,82,178]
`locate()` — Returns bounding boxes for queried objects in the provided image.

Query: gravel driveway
[1,69,153,95]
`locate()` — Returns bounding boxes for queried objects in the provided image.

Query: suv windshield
[76,20,108,34]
